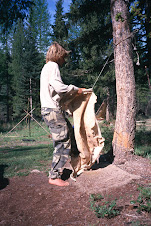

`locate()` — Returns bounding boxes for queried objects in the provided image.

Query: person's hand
[77,88,85,94]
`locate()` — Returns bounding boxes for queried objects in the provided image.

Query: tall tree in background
[23,26,44,117]
[10,21,27,118]
[52,0,75,93]
[0,0,33,33]
[130,0,151,116]
[111,0,136,160]
[0,47,12,122]
[29,0,51,53]
[10,20,43,118]
[131,0,151,72]
[67,0,115,115]
[0,0,51,120]
[52,0,68,46]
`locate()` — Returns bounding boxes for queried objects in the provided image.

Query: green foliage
[52,0,68,46]
[0,0,151,123]
[29,0,51,53]
[100,122,114,154]
[90,193,120,218]
[67,0,115,116]
[0,0,51,121]
[0,0,33,33]
[10,20,43,118]
[10,20,27,117]
[115,12,124,22]
[130,185,151,213]
[0,47,12,122]
[130,0,151,85]
[135,146,151,160]
[135,129,151,144]
[130,1,147,22]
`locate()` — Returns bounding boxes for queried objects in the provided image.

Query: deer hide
[62,90,105,177]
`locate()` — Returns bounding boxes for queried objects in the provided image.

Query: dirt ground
[0,154,151,226]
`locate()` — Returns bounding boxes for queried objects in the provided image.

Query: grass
[135,126,151,159]
[99,120,114,154]
[0,117,151,178]
[0,120,53,178]
[0,144,53,177]
[99,119,151,159]
[0,120,51,145]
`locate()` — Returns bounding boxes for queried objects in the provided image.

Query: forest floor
[0,153,151,226]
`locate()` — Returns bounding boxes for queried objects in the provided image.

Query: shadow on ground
[91,147,114,170]
[0,164,9,190]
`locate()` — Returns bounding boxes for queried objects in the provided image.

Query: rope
[92,29,139,89]
[92,55,111,89]
[113,29,139,47]
[2,109,35,138]
[0,108,50,141]
[23,109,50,135]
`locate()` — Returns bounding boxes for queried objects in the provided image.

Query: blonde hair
[46,42,70,63]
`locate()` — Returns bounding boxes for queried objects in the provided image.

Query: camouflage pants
[42,108,71,179]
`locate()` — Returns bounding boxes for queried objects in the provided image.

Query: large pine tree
[130,0,151,116]
[0,47,12,122]
[52,0,68,46]
[67,0,115,114]
[111,0,136,160]
[0,0,33,33]
[10,20,43,119]
[29,0,51,53]
[11,20,26,118]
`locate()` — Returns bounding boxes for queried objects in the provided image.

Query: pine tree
[130,0,151,72]
[0,47,12,122]
[29,0,51,53]
[67,0,115,115]
[10,20,43,119]
[111,0,136,159]
[52,0,68,46]
[0,0,33,33]
[130,0,151,116]
[10,20,27,118]
[22,26,44,117]
[51,0,78,91]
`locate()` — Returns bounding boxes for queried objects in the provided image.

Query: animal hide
[61,90,105,178]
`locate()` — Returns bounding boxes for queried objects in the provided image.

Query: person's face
[58,56,65,67]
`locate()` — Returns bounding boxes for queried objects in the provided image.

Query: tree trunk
[110,0,136,162]
[106,88,110,122]
[29,78,33,118]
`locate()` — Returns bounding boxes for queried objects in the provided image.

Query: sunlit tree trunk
[29,77,33,118]
[106,88,110,122]
[110,0,136,161]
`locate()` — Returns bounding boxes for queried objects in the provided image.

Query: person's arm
[49,64,79,95]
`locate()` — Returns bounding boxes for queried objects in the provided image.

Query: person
[40,42,83,187]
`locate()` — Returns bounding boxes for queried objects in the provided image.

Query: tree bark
[110,0,136,161]
[29,78,33,118]
[106,88,110,122]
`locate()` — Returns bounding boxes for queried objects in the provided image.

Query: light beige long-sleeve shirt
[40,61,79,109]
